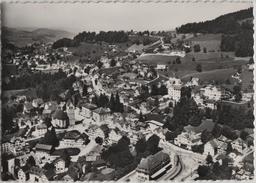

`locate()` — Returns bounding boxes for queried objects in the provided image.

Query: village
[2,30,254,181]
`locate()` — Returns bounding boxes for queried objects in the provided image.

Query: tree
[110,59,117,67]
[26,156,36,167]
[95,136,103,145]
[135,138,147,153]
[248,57,254,64]
[41,127,59,148]
[146,134,160,154]
[212,124,222,138]
[151,84,158,96]
[240,130,249,141]
[206,154,213,165]
[175,57,181,64]
[233,85,242,102]
[109,93,115,112]
[201,130,212,144]
[226,142,233,154]
[196,64,202,72]
[139,111,145,122]
[197,165,209,177]
[193,44,201,52]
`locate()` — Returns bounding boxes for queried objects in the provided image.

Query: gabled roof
[93,107,110,114]
[137,151,170,174]
[52,109,68,120]
[35,143,53,152]
[81,103,98,110]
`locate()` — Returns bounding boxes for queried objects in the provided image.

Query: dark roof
[29,166,45,176]
[93,107,110,114]
[63,130,81,139]
[35,143,53,152]
[92,159,106,167]
[52,109,68,120]
[81,103,98,110]
[184,119,215,134]
[145,114,166,124]
[137,151,170,174]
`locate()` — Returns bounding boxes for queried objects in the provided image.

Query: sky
[3,2,253,34]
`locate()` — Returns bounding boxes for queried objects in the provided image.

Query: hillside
[2,27,73,47]
[176,8,253,34]
[176,8,253,57]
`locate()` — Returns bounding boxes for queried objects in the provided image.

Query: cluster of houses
[2,39,254,182]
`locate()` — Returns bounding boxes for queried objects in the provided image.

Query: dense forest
[176,8,252,34]
[52,31,129,49]
[176,8,253,57]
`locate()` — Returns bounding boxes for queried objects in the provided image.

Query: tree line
[176,8,252,34]
[52,31,129,49]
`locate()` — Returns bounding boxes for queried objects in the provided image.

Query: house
[2,141,15,154]
[92,107,111,123]
[32,123,48,137]
[18,166,30,182]
[203,137,229,157]
[52,108,69,129]
[23,102,34,114]
[53,158,66,174]
[32,98,44,108]
[43,101,58,116]
[204,99,216,109]
[108,129,122,143]
[231,138,247,153]
[80,103,98,118]
[166,77,182,102]
[185,77,199,87]
[59,130,89,147]
[66,101,76,126]
[2,137,28,156]
[136,151,171,181]
[156,64,166,70]
[35,143,54,164]
[200,85,222,101]
[29,166,51,182]
[174,131,202,150]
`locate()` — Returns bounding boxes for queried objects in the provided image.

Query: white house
[54,158,66,174]
[200,85,222,101]
[166,77,182,102]
[92,107,111,123]
[32,123,48,137]
[231,138,247,153]
[204,137,228,157]
[156,64,166,70]
[80,103,98,118]
[174,131,202,150]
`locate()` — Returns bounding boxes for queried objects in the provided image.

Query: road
[159,140,203,181]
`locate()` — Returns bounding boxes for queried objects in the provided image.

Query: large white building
[166,77,182,102]
[174,131,202,150]
[200,85,222,101]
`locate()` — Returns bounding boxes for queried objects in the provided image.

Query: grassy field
[136,51,249,84]
[187,34,222,52]
[181,68,237,83]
